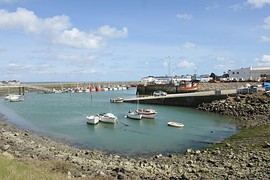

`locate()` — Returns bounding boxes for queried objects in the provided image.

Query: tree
[210,72,216,80]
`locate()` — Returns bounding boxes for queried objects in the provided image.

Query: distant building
[141,75,192,85]
[228,67,270,81]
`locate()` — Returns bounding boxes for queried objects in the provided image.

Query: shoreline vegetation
[0,83,270,179]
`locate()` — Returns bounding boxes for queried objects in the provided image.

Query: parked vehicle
[153,90,167,96]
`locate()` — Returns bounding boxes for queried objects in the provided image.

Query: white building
[141,75,192,85]
[228,67,270,81]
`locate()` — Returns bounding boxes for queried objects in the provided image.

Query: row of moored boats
[86,109,184,127]
[86,108,157,125]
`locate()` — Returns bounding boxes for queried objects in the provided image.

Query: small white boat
[167,121,184,128]
[135,109,157,119]
[110,97,124,103]
[86,115,100,125]
[98,113,118,124]
[5,94,24,102]
[127,111,142,120]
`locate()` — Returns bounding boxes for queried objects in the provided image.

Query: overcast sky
[0,0,270,82]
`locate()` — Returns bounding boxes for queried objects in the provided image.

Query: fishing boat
[98,113,118,124]
[135,109,157,119]
[89,85,96,92]
[86,115,100,125]
[126,111,142,120]
[167,121,184,127]
[96,85,102,91]
[110,97,124,103]
[179,80,199,93]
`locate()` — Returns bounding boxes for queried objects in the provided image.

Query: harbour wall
[125,94,233,108]
[136,82,260,95]
[0,86,25,95]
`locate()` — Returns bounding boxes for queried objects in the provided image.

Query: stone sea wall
[198,92,270,128]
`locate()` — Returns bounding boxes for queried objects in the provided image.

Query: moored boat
[126,111,142,120]
[5,94,24,102]
[167,121,184,127]
[96,85,102,91]
[98,113,118,124]
[135,109,157,119]
[110,97,124,103]
[86,115,100,125]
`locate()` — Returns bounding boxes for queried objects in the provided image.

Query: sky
[0,0,270,82]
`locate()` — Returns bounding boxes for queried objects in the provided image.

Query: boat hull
[86,116,99,125]
[98,113,118,124]
[99,118,117,123]
[127,112,142,120]
[5,94,24,102]
[110,97,124,103]
[167,121,184,127]
[135,109,157,119]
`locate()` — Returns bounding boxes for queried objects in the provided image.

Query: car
[153,90,167,96]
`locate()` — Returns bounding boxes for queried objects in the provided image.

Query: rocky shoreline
[1,88,270,179]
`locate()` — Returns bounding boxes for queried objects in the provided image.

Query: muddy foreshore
[1,84,270,179]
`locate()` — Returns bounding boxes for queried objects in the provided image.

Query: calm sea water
[0,88,237,156]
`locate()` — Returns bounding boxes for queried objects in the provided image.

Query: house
[228,67,270,81]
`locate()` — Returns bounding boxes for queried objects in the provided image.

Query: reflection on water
[0,88,237,156]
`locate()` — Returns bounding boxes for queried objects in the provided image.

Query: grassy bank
[207,124,270,150]
[0,156,68,180]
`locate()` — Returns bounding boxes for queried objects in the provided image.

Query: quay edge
[125,94,234,107]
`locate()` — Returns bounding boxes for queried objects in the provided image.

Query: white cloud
[97,25,128,38]
[205,4,219,10]
[177,60,196,69]
[215,56,229,61]
[256,54,270,66]
[0,45,5,52]
[0,8,70,34]
[176,13,192,20]
[56,54,96,62]
[247,0,270,8]
[262,16,270,29]
[52,28,105,49]
[260,35,270,42]
[182,41,196,49]
[214,64,226,70]
[8,62,32,71]
[0,8,128,49]
[0,0,14,3]
[229,3,245,11]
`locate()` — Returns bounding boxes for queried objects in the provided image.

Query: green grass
[0,155,68,180]
[206,124,270,150]
[229,124,270,140]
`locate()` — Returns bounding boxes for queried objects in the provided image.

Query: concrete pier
[124,89,237,107]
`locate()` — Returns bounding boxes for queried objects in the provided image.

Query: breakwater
[125,93,233,107]
[136,82,260,95]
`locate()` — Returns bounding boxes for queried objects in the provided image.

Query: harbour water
[0,88,237,156]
